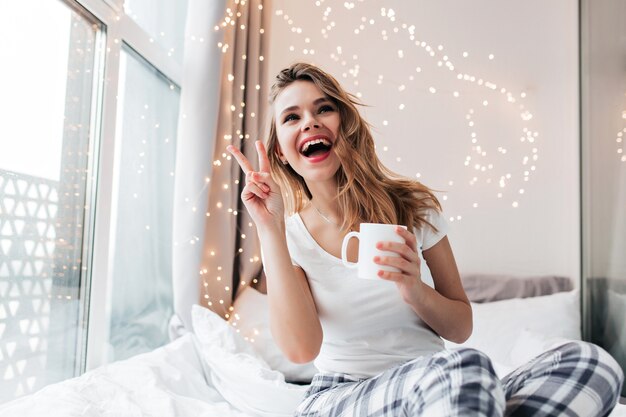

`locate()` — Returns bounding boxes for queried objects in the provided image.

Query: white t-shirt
[283,208,448,379]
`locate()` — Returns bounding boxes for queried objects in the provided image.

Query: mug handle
[341,231,359,269]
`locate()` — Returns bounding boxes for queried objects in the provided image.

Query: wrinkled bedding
[0,334,249,417]
[2,291,624,417]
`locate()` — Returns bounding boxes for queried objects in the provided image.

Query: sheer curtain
[107,47,181,361]
[172,0,271,331]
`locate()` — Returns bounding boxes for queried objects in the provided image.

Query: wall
[266,0,580,280]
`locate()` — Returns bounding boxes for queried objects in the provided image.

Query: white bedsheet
[0,334,249,417]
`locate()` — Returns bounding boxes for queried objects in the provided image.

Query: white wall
[267,0,579,281]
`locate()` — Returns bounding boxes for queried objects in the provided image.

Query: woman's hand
[227,141,285,231]
[373,227,426,306]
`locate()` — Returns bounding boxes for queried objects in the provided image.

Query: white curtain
[171,0,227,332]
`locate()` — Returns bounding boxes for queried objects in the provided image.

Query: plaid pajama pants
[294,341,624,417]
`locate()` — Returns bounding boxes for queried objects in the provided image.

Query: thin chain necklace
[312,202,339,227]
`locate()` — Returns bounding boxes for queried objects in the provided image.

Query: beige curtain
[201,0,271,318]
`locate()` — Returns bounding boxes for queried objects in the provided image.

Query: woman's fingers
[227,142,273,176]
[373,256,419,278]
[395,227,418,253]
[255,140,272,173]
[376,270,405,283]
[227,145,254,175]
[227,143,286,228]
[246,171,271,192]
[374,255,412,271]
[242,181,270,201]
[252,171,272,185]
[376,241,420,263]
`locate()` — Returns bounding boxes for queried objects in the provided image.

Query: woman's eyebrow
[279,97,331,117]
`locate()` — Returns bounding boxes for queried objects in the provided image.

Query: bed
[1,277,624,417]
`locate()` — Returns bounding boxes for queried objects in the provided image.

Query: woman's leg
[294,348,505,417]
[501,341,624,417]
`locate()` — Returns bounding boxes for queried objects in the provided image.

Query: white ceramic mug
[341,223,407,279]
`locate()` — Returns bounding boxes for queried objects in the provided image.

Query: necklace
[312,203,339,227]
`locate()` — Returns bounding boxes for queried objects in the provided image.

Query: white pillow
[191,305,308,417]
[192,303,260,357]
[228,286,318,383]
[445,290,580,377]
[509,328,574,367]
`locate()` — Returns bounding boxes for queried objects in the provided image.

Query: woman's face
[273,80,342,183]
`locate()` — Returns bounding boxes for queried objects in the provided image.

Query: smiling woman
[226,62,624,416]
[272,81,342,178]
[264,65,444,238]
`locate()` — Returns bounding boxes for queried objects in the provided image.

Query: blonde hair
[266,62,442,234]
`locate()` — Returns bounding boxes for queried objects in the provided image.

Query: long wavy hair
[266,62,442,234]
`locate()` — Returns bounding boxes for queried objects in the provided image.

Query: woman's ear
[276,146,288,165]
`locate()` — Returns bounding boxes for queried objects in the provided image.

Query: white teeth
[301,138,331,153]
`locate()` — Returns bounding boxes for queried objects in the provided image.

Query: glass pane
[582,0,626,397]
[106,46,179,362]
[0,0,98,403]
[123,0,189,64]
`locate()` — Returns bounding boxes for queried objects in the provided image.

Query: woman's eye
[319,105,334,113]
[283,114,298,123]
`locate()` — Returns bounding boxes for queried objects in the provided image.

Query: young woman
[227,62,623,417]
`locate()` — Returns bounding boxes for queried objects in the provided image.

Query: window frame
[68,0,183,371]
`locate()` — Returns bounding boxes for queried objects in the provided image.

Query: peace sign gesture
[227,140,285,231]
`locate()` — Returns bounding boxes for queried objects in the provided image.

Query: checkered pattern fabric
[501,341,623,417]
[294,342,623,417]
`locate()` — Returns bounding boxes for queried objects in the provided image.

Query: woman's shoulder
[285,203,316,228]
[285,211,312,239]
[285,211,301,229]
[414,206,448,250]
[419,205,445,223]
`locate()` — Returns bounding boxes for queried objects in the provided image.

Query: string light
[270,1,542,212]
[200,1,272,314]
[206,0,551,317]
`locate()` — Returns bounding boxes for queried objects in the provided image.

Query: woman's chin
[301,165,341,185]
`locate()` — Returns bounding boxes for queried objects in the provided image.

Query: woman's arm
[374,232,472,343]
[413,237,472,343]
[227,142,322,363]
[259,224,323,363]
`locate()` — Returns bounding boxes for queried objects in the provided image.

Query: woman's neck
[306,179,340,224]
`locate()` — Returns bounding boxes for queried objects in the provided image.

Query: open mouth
[300,138,332,158]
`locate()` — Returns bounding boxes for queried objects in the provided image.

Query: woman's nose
[301,114,320,131]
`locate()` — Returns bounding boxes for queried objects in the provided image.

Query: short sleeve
[285,220,303,268]
[289,250,302,268]
[419,209,449,251]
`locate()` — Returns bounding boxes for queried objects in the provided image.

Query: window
[0,1,101,401]
[124,0,188,64]
[0,0,188,403]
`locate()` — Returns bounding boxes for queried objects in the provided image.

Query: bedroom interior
[0,0,624,415]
